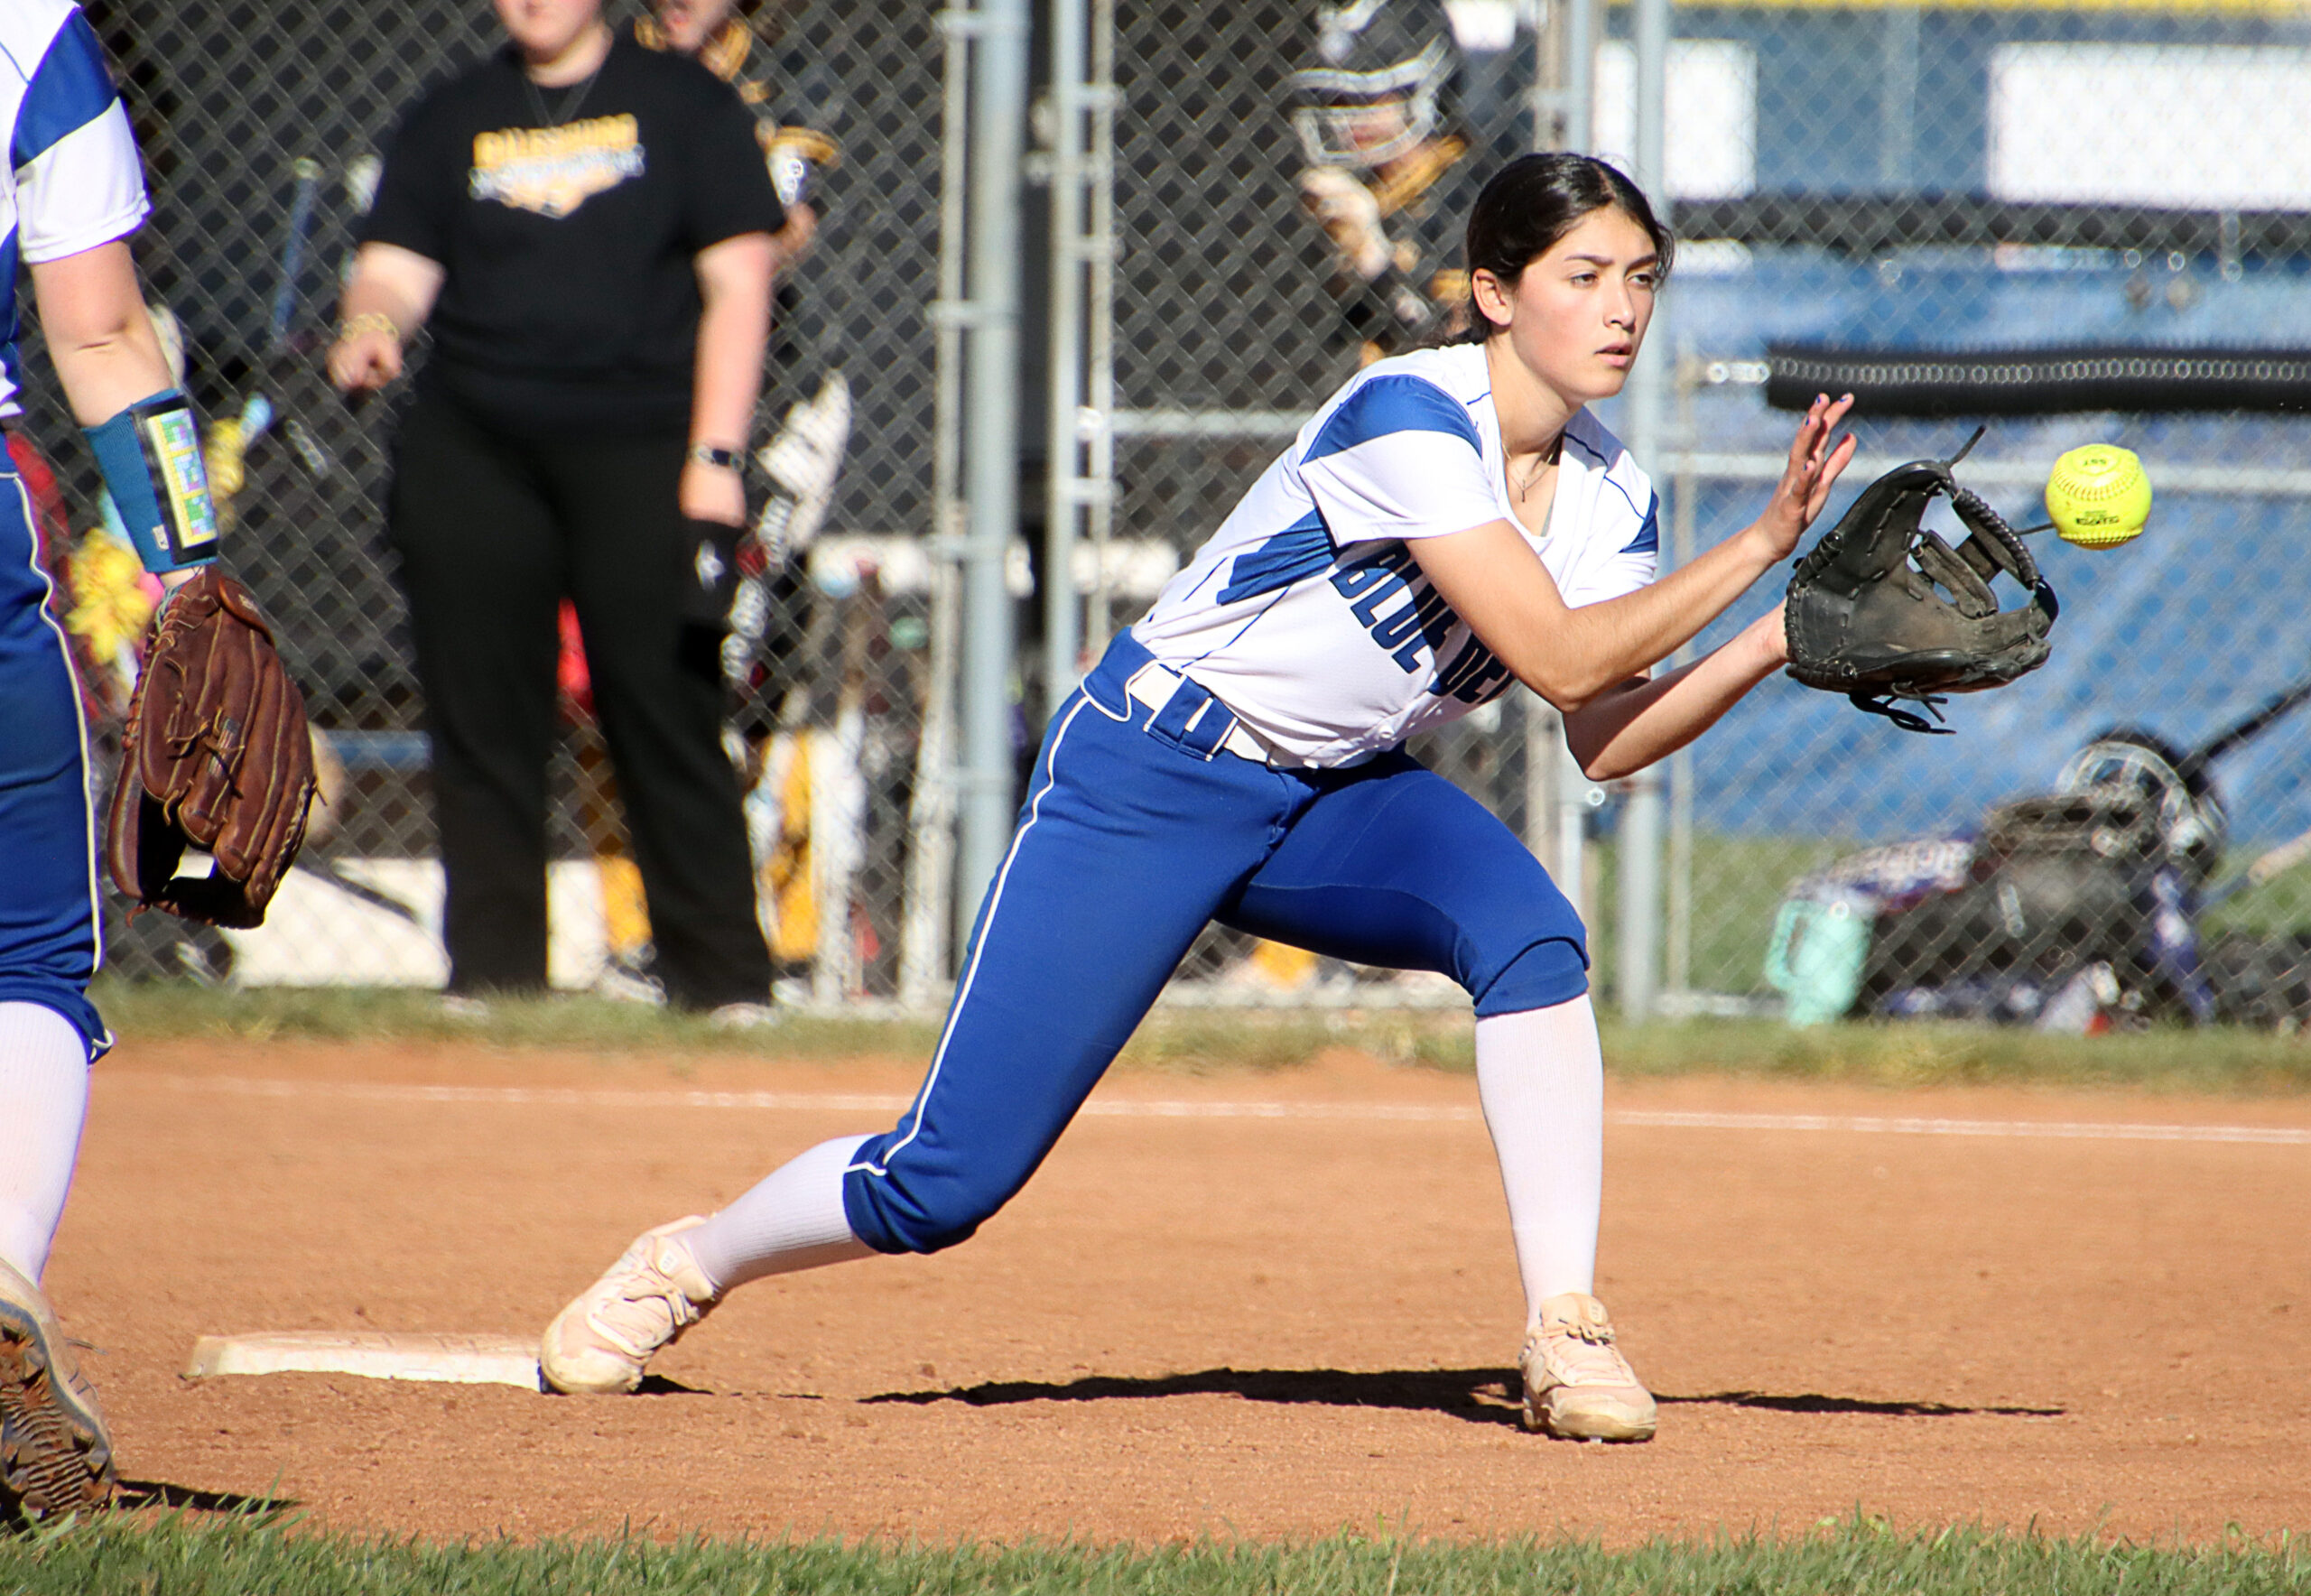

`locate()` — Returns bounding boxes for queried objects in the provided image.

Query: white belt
[1123,663,1275,765]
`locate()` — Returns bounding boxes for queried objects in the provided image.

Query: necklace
[1513,432,1564,501]
[524,44,607,128]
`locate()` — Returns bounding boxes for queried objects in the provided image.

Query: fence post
[1082,0,1118,664]
[1044,0,1086,705]
[1534,0,1596,151]
[1614,0,1672,1021]
[901,10,982,1007]
[1565,0,1597,153]
[1045,0,1118,702]
[1665,344,1703,1002]
[959,0,1031,937]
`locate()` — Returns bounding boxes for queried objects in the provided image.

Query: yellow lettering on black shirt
[469,115,645,218]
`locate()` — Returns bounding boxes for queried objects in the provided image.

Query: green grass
[88,979,945,1061]
[2204,856,2311,940]
[88,977,2311,1094]
[1311,1013,2311,1094]
[1600,1016,2311,1094]
[1676,835,1856,998]
[1583,833,1858,1003]
[1,1515,2301,1596]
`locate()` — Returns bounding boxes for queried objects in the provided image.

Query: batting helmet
[1289,0,1457,171]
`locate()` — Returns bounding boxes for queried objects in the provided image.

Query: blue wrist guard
[85,389,218,573]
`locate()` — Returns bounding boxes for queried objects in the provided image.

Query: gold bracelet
[338,311,401,344]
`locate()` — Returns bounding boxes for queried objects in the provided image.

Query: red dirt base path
[42,1038,2311,1546]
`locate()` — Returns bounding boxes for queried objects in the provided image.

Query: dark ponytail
[1451,153,1675,344]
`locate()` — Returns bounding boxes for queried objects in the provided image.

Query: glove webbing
[1849,691,1952,736]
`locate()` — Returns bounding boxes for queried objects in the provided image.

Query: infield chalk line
[122,1075,2311,1146]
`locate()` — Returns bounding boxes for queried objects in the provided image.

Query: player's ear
[1471,267,1513,335]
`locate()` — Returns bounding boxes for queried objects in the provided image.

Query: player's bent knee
[844,1191,988,1256]
[840,1153,1016,1256]
[1471,935,1590,1018]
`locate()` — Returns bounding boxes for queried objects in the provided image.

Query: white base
[183,1331,544,1390]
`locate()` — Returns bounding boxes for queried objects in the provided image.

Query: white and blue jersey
[0,0,147,417]
[1133,340,1658,766]
[0,1,143,1056]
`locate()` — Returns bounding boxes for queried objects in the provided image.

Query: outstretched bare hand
[1751,392,1857,561]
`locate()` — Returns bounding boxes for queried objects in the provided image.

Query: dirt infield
[46,1037,2311,1546]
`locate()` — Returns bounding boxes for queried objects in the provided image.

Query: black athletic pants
[386,394,773,1008]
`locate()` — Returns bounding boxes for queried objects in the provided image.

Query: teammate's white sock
[0,1002,92,1284]
[685,1133,876,1292]
[1474,995,1604,1324]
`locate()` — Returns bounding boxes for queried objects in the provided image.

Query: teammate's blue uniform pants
[0,449,106,1055]
[843,632,1587,1255]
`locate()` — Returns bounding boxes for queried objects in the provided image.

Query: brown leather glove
[106,566,316,927]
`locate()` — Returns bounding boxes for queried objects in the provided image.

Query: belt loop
[1147,673,1215,748]
[1118,653,1264,764]
[1179,701,1239,760]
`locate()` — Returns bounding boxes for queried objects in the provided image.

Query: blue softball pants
[0,450,107,1056]
[841,631,1586,1256]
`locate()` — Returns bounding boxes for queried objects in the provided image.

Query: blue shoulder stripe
[1217,508,1335,606]
[0,225,20,367]
[14,12,118,170]
[1304,374,1481,463]
[1620,494,1659,556]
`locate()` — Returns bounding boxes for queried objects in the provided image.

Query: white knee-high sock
[685,1134,876,1292]
[0,1002,92,1284]
[1474,994,1604,1324]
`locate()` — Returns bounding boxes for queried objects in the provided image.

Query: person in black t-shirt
[328,0,784,1020]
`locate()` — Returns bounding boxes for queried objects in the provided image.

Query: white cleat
[540,1217,720,1395]
[1519,1291,1658,1443]
[0,1258,117,1517]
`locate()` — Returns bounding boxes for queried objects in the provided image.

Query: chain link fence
[1096,0,1555,1002]
[62,0,944,1002]
[46,1,2311,1029]
[1643,1,2311,1032]
[1088,0,2311,1026]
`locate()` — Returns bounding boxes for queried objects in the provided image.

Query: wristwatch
[687,444,743,471]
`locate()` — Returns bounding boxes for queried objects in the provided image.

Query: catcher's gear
[1783,435,2058,733]
[106,567,316,928]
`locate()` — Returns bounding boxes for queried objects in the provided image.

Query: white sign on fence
[1991,45,2311,209]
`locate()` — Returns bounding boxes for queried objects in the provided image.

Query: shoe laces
[589,1241,707,1359]
[1531,1308,1638,1391]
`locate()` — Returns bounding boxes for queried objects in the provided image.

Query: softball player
[0,0,221,1513]
[543,153,1855,1443]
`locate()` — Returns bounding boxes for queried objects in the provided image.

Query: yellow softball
[2045,444,2151,549]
